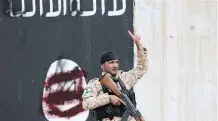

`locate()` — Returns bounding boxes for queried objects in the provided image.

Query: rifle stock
[98,73,121,96]
[99,73,145,121]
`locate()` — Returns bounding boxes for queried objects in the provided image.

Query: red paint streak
[43,90,83,105]
[47,102,84,117]
[45,67,85,89]
[43,66,87,118]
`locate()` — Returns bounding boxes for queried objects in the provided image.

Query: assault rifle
[99,73,145,121]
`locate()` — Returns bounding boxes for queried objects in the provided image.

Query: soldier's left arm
[119,47,148,90]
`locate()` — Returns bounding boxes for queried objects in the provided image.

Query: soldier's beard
[103,70,117,77]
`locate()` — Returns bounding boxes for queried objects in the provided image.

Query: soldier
[82,30,148,121]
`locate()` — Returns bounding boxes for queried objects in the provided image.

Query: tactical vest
[93,78,137,121]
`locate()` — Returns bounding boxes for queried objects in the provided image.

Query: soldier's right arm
[82,78,110,110]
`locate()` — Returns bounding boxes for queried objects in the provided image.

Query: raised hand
[128,30,143,51]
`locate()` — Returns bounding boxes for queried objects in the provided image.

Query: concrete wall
[0,0,217,121]
[133,1,217,121]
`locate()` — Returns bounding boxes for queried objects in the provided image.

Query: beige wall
[133,1,217,121]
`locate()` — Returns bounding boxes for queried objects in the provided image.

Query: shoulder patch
[82,87,93,98]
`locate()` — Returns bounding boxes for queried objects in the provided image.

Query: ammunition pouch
[94,103,126,120]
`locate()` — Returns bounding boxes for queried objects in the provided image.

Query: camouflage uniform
[82,48,148,121]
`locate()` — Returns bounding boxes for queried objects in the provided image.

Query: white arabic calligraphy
[9,0,127,17]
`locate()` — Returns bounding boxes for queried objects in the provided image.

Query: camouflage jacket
[82,48,148,121]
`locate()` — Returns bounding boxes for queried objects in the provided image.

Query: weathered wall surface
[0,0,217,121]
[133,1,217,121]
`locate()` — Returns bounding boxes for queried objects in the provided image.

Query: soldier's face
[101,60,119,75]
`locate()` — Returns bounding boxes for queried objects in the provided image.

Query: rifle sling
[117,77,131,120]
[117,77,127,90]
